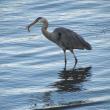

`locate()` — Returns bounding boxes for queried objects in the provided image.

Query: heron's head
[27,17,48,32]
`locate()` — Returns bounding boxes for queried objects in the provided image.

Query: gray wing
[53,27,92,50]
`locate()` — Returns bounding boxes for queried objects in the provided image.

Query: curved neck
[41,21,52,41]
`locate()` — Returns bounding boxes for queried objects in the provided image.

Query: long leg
[70,49,78,68]
[63,50,67,69]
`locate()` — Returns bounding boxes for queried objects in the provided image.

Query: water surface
[0,0,110,110]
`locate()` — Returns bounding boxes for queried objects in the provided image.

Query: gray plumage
[53,27,92,50]
[27,17,92,68]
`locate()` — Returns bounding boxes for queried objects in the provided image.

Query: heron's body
[53,27,91,50]
[27,17,92,68]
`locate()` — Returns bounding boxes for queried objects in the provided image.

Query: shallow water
[0,0,110,110]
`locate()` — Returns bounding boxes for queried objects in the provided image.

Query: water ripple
[0,0,110,110]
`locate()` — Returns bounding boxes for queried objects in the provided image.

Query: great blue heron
[27,17,92,67]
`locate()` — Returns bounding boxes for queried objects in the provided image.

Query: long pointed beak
[26,18,38,32]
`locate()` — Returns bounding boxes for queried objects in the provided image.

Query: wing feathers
[53,27,92,50]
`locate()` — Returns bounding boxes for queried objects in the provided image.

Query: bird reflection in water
[53,66,91,92]
[30,66,92,109]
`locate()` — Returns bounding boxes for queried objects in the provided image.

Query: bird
[27,17,92,68]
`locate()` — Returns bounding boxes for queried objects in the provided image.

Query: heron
[27,17,92,68]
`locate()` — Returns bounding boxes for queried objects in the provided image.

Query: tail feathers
[84,42,92,50]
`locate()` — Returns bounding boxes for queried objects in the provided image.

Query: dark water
[0,0,110,110]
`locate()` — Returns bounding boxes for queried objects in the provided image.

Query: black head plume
[37,17,42,21]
